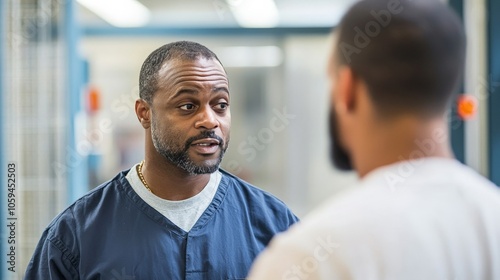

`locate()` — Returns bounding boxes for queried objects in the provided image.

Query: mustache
[184,130,224,149]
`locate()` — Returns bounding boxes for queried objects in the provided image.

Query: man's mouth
[190,138,221,155]
[191,138,220,146]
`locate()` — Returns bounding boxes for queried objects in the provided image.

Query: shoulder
[219,169,292,212]
[451,162,500,199]
[45,170,130,240]
[26,171,131,277]
[248,188,389,280]
[261,182,407,254]
[248,210,347,279]
[219,169,299,229]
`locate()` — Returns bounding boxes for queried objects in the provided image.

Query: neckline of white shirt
[360,157,461,186]
[126,163,221,212]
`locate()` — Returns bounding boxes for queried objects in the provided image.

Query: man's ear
[336,66,358,114]
[135,99,151,129]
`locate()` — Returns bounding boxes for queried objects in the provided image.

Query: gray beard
[151,118,227,175]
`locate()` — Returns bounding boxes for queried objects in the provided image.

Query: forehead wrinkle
[158,60,224,77]
[155,60,228,101]
[171,65,226,82]
[160,66,227,84]
[172,75,228,85]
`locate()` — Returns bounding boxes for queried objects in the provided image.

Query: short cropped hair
[139,41,223,104]
[335,0,466,117]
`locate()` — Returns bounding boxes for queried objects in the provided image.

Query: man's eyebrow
[170,87,229,99]
[213,87,230,94]
[171,88,198,99]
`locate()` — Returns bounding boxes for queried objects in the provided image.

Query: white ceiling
[77,0,358,28]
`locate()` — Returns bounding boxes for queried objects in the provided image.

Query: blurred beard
[151,116,228,175]
[329,110,353,171]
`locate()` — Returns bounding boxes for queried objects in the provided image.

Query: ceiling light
[77,0,151,27]
[228,0,279,28]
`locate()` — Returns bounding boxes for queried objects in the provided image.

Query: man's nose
[194,106,218,130]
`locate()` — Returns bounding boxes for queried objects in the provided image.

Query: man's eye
[215,103,229,110]
[179,104,196,111]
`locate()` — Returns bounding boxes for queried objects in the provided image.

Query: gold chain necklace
[137,160,153,193]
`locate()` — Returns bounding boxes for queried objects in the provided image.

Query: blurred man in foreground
[249,0,500,279]
[25,41,297,279]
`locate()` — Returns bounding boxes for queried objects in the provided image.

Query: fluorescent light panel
[228,0,279,28]
[77,0,151,27]
[218,46,283,68]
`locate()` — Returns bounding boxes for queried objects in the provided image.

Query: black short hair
[335,0,466,117]
[139,41,223,104]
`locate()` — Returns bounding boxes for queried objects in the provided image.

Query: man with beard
[249,0,500,279]
[25,41,298,279]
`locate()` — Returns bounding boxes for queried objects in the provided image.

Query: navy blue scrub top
[25,169,298,280]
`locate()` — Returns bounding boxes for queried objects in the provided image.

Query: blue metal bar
[488,0,500,185]
[65,0,88,203]
[0,0,6,277]
[83,26,332,37]
[449,0,463,21]
[448,0,465,164]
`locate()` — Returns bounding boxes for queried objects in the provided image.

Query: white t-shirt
[126,163,221,232]
[249,158,500,280]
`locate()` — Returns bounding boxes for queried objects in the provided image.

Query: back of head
[335,0,466,117]
[139,41,222,104]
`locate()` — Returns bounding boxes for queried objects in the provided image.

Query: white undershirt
[126,163,221,232]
